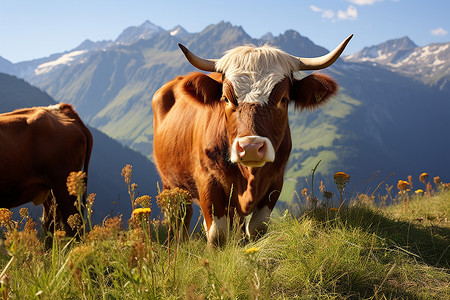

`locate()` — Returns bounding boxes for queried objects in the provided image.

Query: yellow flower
[433,176,441,185]
[334,172,350,191]
[415,189,424,194]
[132,207,152,216]
[419,173,429,184]
[19,207,29,218]
[135,195,151,208]
[245,247,260,255]
[0,208,12,226]
[301,188,308,197]
[66,171,87,197]
[54,230,66,242]
[397,180,409,191]
[121,164,132,184]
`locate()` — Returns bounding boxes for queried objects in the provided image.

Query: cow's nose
[230,136,275,167]
[236,141,266,161]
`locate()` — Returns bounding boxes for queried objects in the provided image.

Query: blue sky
[1,0,449,63]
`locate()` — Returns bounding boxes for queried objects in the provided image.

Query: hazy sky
[1,0,449,62]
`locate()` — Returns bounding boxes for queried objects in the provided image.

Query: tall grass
[0,169,448,299]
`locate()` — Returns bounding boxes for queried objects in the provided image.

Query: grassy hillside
[0,174,448,299]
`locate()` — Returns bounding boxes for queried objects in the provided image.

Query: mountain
[115,20,165,45]
[1,21,450,204]
[280,62,450,201]
[0,72,160,223]
[260,32,274,41]
[72,39,116,52]
[345,36,417,64]
[345,37,450,93]
[9,22,333,158]
[169,25,189,38]
[0,57,14,74]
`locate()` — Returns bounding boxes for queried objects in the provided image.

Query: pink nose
[236,141,266,161]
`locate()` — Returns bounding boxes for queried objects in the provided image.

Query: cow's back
[0,104,92,208]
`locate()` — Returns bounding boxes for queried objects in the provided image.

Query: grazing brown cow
[153,35,352,245]
[0,103,92,235]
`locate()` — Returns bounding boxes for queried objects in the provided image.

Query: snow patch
[170,27,180,36]
[35,50,87,75]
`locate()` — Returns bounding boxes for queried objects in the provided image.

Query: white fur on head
[215,45,299,105]
[47,104,61,111]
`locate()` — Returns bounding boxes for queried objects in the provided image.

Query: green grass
[0,190,449,299]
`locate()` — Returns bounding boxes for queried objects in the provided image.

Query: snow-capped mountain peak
[345,36,417,64]
[169,25,189,38]
[115,20,164,45]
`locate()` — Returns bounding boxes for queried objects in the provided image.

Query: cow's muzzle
[230,136,275,167]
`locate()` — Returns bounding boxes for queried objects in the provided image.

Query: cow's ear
[184,72,223,105]
[290,73,338,111]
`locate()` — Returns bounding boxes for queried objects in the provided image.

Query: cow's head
[179,35,352,170]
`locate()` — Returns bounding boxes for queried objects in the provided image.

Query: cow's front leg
[246,205,272,239]
[246,189,280,239]
[198,182,231,246]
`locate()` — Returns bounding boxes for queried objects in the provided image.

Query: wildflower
[87,216,122,242]
[67,214,82,230]
[319,181,325,193]
[135,195,151,208]
[334,172,350,207]
[419,173,429,184]
[0,209,13,226]
[66,171,87,197]
[433,176,441,185]
[24,219,37,232]
[129,238,147,268]
[54,230,66,242]
[5,226,42,257]
[407,175,413,190]
[87,216,122,241]
[121,164,132,184]
[156,188,192,222]
[132,207,152,216]
[397,180,409,191]
[86,193,96,207]
[334,172,350,191]
[87,225,109,242]
[19,207,29,219]
[301,188,308,197]
[442,183,450,190]
[245,247,260,255]
[415,189,424,194]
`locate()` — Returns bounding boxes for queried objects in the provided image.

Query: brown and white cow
[152,35,352,245]
[0,103,93,235]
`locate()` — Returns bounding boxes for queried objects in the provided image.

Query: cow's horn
[296,34,353,70]
[178,43,217,72]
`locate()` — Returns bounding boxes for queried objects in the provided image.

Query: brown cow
[0,103,92,235]
[153,35,352,245]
